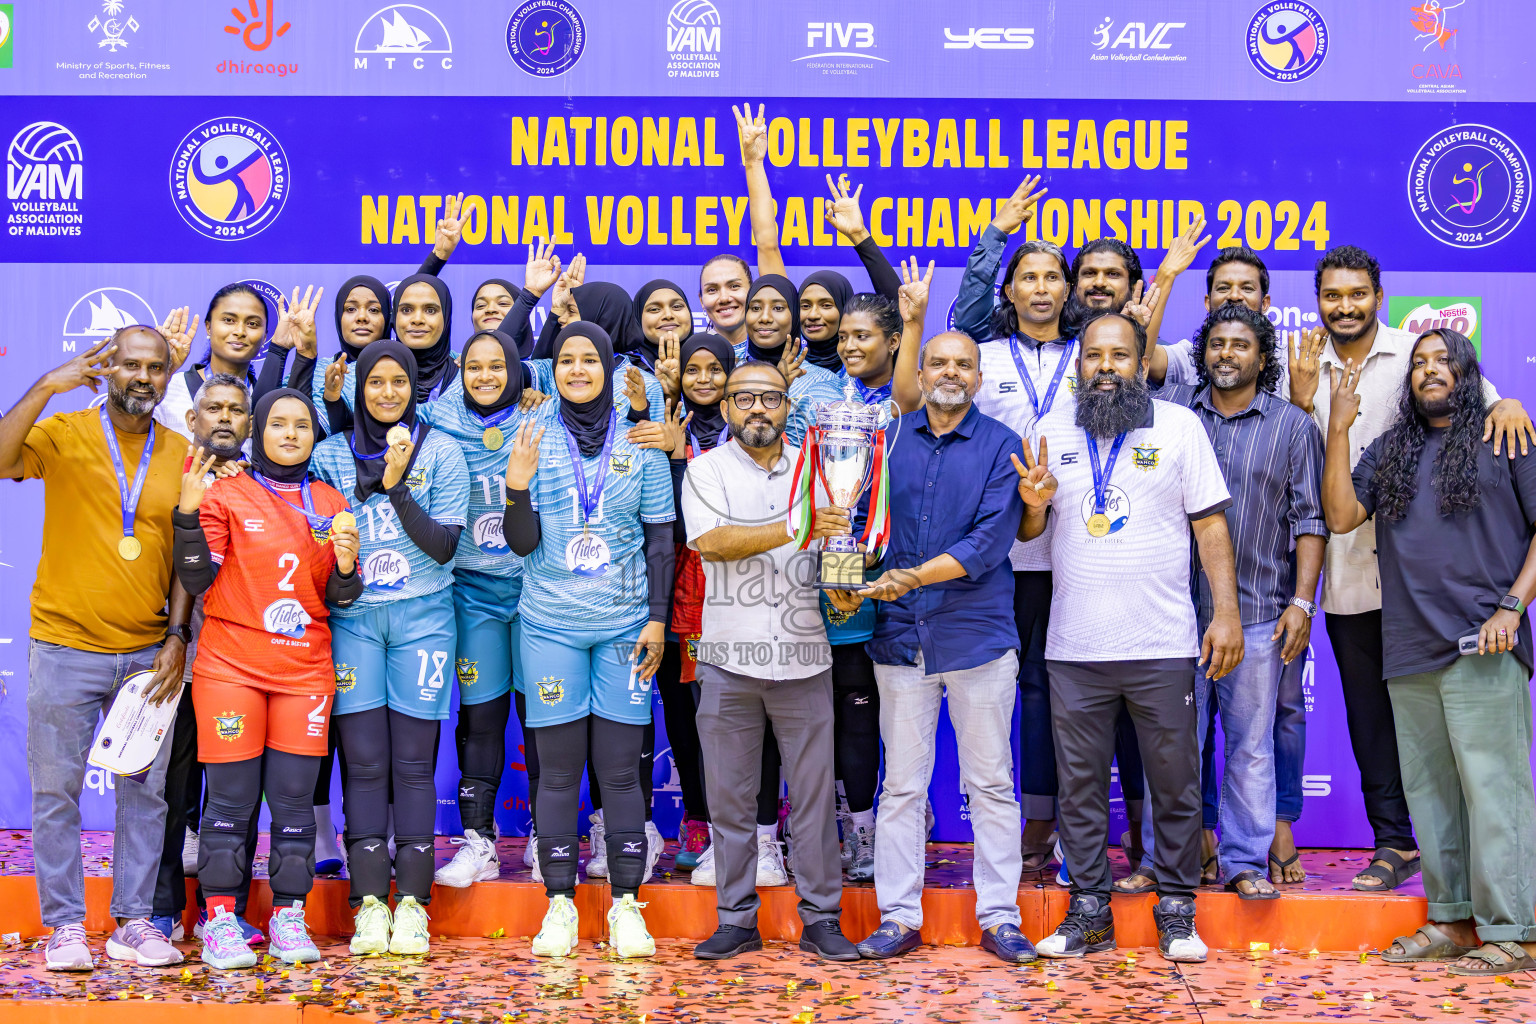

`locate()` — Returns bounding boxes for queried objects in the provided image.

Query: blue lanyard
[467,405,517,431]
[562,411,617,528]
[1086,430,1127,515]
[686,425,730,458]
[253,472,336,533]
[1008,336,1075,418]
[348,423,419,461]
[99,404,155,540]
[852,376,892,406]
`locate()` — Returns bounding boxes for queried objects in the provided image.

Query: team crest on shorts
[536,676,565,706]
[334,662,358,693]
[609,453,632,475]
[1132,446,1161,471]
[456,658,479,686]
[214,712,245,741]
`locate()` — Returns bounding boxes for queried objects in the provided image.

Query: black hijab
[333,275,392,362]
[251,388,320,485]
[552,321,615,458]
[472,278,522,325]
[745,274,801,363]
[630,278,694,371]
[391,274,454,403]
[459,329,524,418]
[679,333,735,451]
[571,282,645,362]
[798,270,853,371]
[350,340,428,501]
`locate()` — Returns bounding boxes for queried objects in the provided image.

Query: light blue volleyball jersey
[419,392,551,578]
[309,427,470,615]
[526,356,662,421]
[520,421,675,632]
[729,343,846,446]
[312,351,460,434]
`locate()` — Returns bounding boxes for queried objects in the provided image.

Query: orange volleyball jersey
[195,472,351,692]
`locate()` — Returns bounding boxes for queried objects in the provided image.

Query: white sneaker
[389,895,431,955]
[846,822,875,883]
[522,826,538,869]
[182,827,200,877]
[755,832,788,887]
[434,829,500,887]
[689,843,716,887]
[349,895,393,956]
[531,895,579,958]
[837,809,854,868]
[643,821,663,881]
[586,812,608,879]
[606,895,655,958]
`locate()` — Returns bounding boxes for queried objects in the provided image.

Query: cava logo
[1408,124,1527,249]
[506,0,585,77]
[363,548,411,591]
[1246,2,1328,82]
[1389,296,1481,349]
[263,597,311,638]
[169,116,288,240]
[665,0,720,78]
[61,287,155,352]
[7,121,84,238]
[473,511,507,554]
[354,4,453,71]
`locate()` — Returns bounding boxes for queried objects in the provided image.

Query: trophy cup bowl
[814,398,880,591]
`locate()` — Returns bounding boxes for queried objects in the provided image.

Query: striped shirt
[1160,384,1326,625]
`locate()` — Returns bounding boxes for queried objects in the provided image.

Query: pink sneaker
[198,907,256,970]
[677,818,710,871]
[268,903,320,964]
[44,923,93,971]
[106,918,183,967]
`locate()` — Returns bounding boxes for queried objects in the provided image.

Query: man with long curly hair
[1322,329,1536,977]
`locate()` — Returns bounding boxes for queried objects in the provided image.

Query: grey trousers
[1390,652,1536,942]
[695,663,842,929]
[1047,657,1201,901]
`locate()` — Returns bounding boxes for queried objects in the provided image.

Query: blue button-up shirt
[867,403,1025,673]
[1160,383,1327,625]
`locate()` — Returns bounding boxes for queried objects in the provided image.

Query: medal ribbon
[1008,337,1075,419]
[686,425,731,459]
[253,471,337,533]
[99,404,155,543]
[348,423,419,460]
[1086,429,1127,517]
[467,405,517,432]
[562,410,617,529]
[850,375,893,407]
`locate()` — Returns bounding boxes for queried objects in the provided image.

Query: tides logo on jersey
[363,548,411,591]
[473,511,507,554]
[263,597,312,638]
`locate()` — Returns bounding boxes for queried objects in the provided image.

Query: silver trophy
[814,389,881,591]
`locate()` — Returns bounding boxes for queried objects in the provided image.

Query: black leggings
[587,715,656,816]
[199,749,322,905]
[832,644,881,814]
[337,708,440,906]
[515,689,542,808]
[455,692,511,835]
[655,641,709,821]
[533,715,647,899]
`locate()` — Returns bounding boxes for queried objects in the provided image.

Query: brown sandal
[1448,941,1536,976]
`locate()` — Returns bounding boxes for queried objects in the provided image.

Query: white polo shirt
[681,439,830,681]
[1310,319,1500,615]
[1037,398,1231,662]
[974,335,1078,572]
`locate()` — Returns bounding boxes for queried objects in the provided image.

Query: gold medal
[386,425,410,447]
[1086,513,1111,538]
[331,510,356,533]
[118,535,143,560]
[483,427,505,451]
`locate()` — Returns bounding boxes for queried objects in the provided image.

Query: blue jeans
[27,639,173,926]
[1273,642,1307,823]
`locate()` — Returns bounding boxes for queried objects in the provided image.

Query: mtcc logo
[61,287,156,352]
[354,4,453,71]
[168,116,289,240]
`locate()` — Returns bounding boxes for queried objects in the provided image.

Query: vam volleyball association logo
[1408,124,1528,249]
[168,116,288,240]
[1246,2,1328,82]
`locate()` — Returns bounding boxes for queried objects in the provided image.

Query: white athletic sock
[757,823,778,841]
[849,809,876,830]
[314,805,341,858]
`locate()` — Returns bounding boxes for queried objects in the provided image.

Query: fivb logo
[7,122,85,238]
[800,21,883,59]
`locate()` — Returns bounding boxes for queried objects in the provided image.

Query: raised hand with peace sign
[1009,436,1058,509]
[992,174,1046,235]
[433,192,466,260]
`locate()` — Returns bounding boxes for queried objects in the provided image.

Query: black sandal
[1114,870,1157,895]
[1224,869,1281,901]
[1201,854,1219,884]
[1268,849,1304,884]
[1351,848,1421,892]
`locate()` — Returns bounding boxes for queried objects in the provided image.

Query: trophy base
[817,549,867,591]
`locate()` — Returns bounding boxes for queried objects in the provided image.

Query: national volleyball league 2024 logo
[168,116,288,240]
[1246,2,1328,82]
[506,0,585,77]
[1408,124,1528,249]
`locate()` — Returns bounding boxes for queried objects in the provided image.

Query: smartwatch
[1499,594,1525,614]
[168,622,194,645]
[1290,597,1317,618]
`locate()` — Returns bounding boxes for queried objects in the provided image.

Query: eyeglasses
[728,389,787,411]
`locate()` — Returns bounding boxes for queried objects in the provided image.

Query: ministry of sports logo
[7,121,84,237]
[506,0,585,77]
[169,117,288,240]
[1246,2,1328,82]
[1408,124,1528,249]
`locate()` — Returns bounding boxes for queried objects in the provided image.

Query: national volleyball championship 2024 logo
[506,0,585,77]
[168,116,288,240]
[1408,124,1529,249]
[1246,2,1328,82]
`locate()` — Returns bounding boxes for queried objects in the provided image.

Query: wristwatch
[1290,597,1317,618]
[168,622,193,645]
[1499,594,1525,614]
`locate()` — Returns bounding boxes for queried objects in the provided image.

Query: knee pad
[198,815,250,893]
[606,830,648,891]
[393,834,437,863]
[538,833,580,893]
[268,823,317,901]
